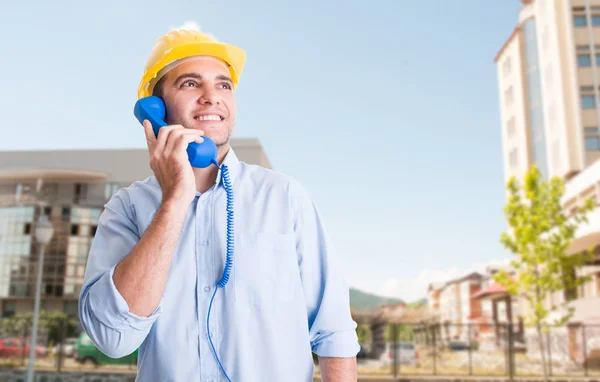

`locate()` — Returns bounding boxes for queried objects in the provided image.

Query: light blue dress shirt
[78,148,359,382]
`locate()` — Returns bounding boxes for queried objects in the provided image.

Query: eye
[181,80,198,88]
[218,83,233,90]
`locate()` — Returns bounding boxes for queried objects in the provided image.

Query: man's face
[158,57,236,147]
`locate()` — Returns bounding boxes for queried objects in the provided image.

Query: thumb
[143,120,157,151]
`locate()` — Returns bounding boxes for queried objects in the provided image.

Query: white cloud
[369,258,512,303]
[169,20,217,40]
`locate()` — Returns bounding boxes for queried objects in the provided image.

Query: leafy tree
[495,165,595,381]
[0,311,79,345]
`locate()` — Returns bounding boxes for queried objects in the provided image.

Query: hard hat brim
[137,40,246,99]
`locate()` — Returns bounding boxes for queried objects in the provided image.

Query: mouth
[194,114,225,122]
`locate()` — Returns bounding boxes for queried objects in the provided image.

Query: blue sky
[1,0,522,301]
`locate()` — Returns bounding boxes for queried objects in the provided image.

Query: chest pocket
[234,231,298,306]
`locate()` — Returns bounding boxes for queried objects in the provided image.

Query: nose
[198,85,220,105]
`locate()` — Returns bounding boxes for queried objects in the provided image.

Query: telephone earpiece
[134,96,218,168]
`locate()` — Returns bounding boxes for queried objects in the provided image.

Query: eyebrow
[172,73,233,85]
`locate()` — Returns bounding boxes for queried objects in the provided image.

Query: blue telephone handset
[134,96,218,168]
[134,96,235,381]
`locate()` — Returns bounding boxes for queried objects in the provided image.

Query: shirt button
[202,239,208,246]
[204,285,211,292]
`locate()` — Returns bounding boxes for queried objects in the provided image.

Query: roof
[0,138,271,184]
[494,25,521,63]
[351,305,437,325]
[472,283,509,300]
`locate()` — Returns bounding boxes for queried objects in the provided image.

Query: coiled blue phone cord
[207,159,234,382]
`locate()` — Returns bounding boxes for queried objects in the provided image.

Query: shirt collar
[215,147,240,187]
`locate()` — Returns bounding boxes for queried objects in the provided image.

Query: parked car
[74,332,137,366]
[0,337,47,358]
[52,337,78,357]
[379,341,419,367]
[357,343,368,359]
[449,340,471,351]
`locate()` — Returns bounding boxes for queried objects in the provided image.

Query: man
[79,29,359,381]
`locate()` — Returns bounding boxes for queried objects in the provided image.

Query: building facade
[496,0,600,184]
[495,0,600,362]
[496,0,600,311]
[428,273,488,342]
[0,139,271,317]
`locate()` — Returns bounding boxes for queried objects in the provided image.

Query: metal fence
[0,313,136,373]
[355,322,600,378]
[0,314,598,378]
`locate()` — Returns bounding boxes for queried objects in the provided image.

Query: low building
[0,140,271,317]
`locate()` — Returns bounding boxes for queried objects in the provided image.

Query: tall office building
[0,139,271,317]
[496,0,600,183]
[494,0,600,339]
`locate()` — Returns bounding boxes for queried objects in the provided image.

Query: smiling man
[78,29,359,381]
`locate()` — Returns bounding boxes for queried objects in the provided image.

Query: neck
[192,143,230,193]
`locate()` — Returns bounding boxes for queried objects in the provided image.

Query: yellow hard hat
[137,29,246,99]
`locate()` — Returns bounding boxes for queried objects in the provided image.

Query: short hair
[152,75,166,98]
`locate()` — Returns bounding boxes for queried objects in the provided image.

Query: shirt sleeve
[78,189,163,358]
[289,178,360,358]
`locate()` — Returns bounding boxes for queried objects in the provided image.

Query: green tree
[384,324,414,342]
[356,324,370,344]
[495,165,595,381]
[0,311,79,345]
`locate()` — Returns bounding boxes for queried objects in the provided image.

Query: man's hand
[143,120,204,211]
[319,357,357,382]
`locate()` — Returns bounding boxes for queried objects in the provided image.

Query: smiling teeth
[197,115,221,121]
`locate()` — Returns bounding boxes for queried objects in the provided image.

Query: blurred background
[0,0,599,380]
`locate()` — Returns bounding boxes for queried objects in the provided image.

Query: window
[62,207,70,218]
[90,225,97,237]
[23,223,31,235]
[74,183,87,204]
[15,184,23,202]
[104,183,120,201]
[563,266,578,302]
[64,301,78,316]
[582,95,596,109]
[507,117,516,138]
[593,15,600,26]
[505,86,514,108]
[574,15,587,27]
[70,224,79,236]
[585,140,600,151]
[509,148,518,169]
[585,127,600,151]
[43,206,52,216]
[2,301,15,318]
[578,54,592,67]
[503,57,511,76]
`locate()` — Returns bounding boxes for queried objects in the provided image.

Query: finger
[156,125,181,156]
[194,130,205,143]
[165,129,204,157]
[143,120,157,153]
[172,131,205,158]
